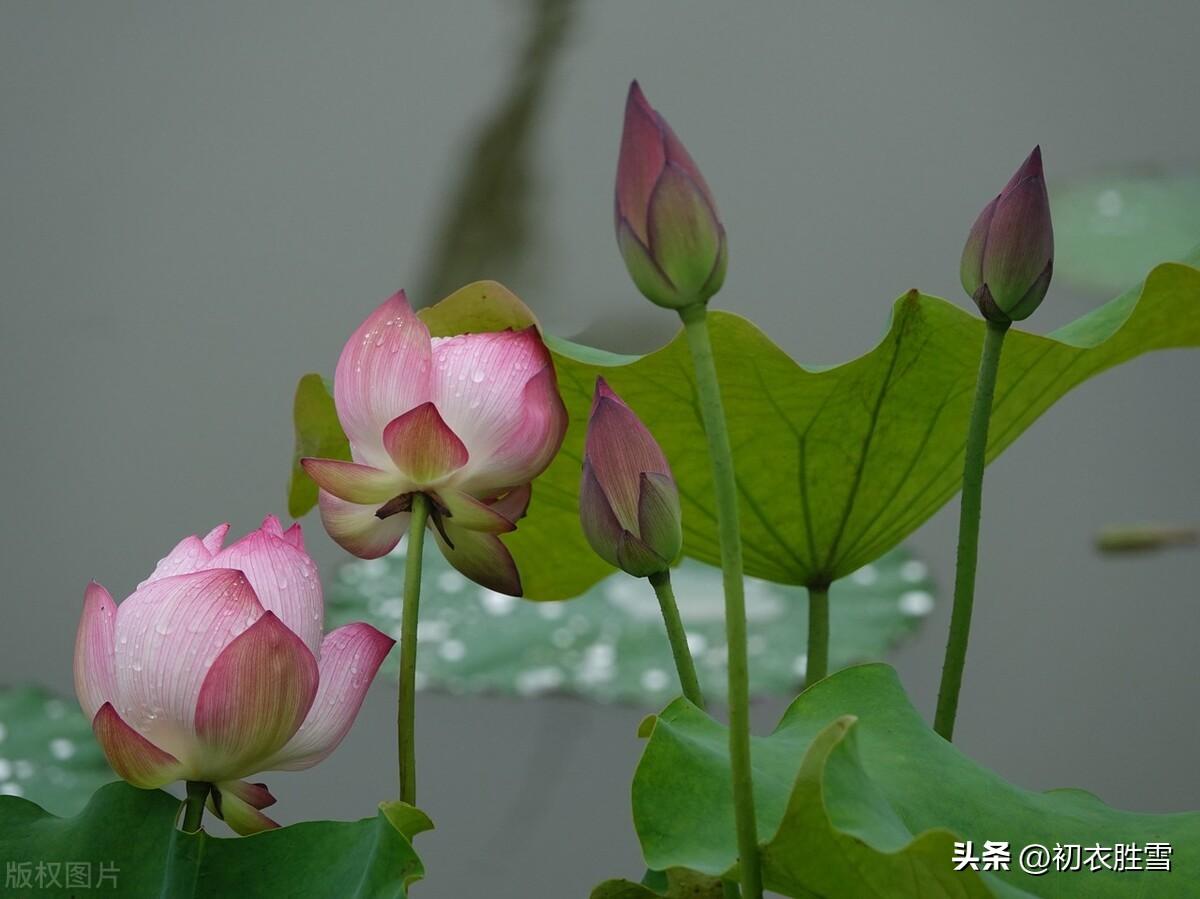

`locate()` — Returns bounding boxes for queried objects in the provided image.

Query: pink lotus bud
[302,290,568,596]
[73,517,394,834]
[580,378,682,577]
[615,81,727,310]
[960,146,1054,322]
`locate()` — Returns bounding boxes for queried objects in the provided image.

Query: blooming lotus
[615,81,727,310]
[74,516,394,834]
[301,290,567,596]
[960,146,1054,322]
[580,378,682,577]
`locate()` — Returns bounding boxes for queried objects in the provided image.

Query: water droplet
[154,622,171,636]
[471,369,486,383]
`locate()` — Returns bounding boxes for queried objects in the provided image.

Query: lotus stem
[678,302,762,899]
[399,493,430,804]
[181,781,210,833]
[806,584,830,685]
[935,319,1010,740]
[648,570,705,708]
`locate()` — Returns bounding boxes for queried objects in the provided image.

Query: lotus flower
[960,146,1054,322]
[615,81,727,310]
[580,378,682,577]
[301,290,567,596]
[73,516,394,835]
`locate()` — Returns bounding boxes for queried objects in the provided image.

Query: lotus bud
[615,81,727,310]
[580,378,682,577]
[960,146,1054,323]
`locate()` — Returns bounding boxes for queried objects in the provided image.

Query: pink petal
[209,525,324,656]
[430,520,522,596]
[301,458,402,504]
[194,612,318,780]
[92,703,184,789]
[437,488,517,534]
[209,780,280,835]
[201,523,231,555]
[579,461,623,570]
[74,582,117,721]
[219,778,277,809]
[432,328,567,496]
[266,623,395,771]
[301,457,405,504]
[281,523,305,552]
[382,402,469,485]
[318,490,410,560]
[113,568,264,760]
[334,291,433,467]
[645,162,724,300]
[137,535,214,588]
[260,515,284,538]
[585,378,673,533]
[487,483,532,524]
[616,81,668,242]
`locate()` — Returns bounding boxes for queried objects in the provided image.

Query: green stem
[805,584,830,685]
[180,781,210,833]
[648,570,705,708]
[678,302,763,899]
[934,319,1009,741]
[399,493,430,804]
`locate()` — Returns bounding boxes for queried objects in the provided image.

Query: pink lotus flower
[580,378,682,577]
[74,516,394,835]
[301,290,568,596]
[615,81,727,310]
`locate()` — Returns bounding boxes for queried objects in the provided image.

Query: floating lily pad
[1054,170,1200,293]
[0,685,113,817]
[326,545,936,705]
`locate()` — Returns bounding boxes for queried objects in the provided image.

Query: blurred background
[2,1,1198,896]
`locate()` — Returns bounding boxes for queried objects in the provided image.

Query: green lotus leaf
[620,663,1198,898]
[0,782,427,898]
[327,544,936,705]
[288,258,1200,599]
[0,685,113,817]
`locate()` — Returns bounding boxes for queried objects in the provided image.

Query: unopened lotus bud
[960,146,1054,323]
[579,378,682,577]
[615,81,726,310]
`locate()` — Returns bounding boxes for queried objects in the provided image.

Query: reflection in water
[418,0,581,305]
